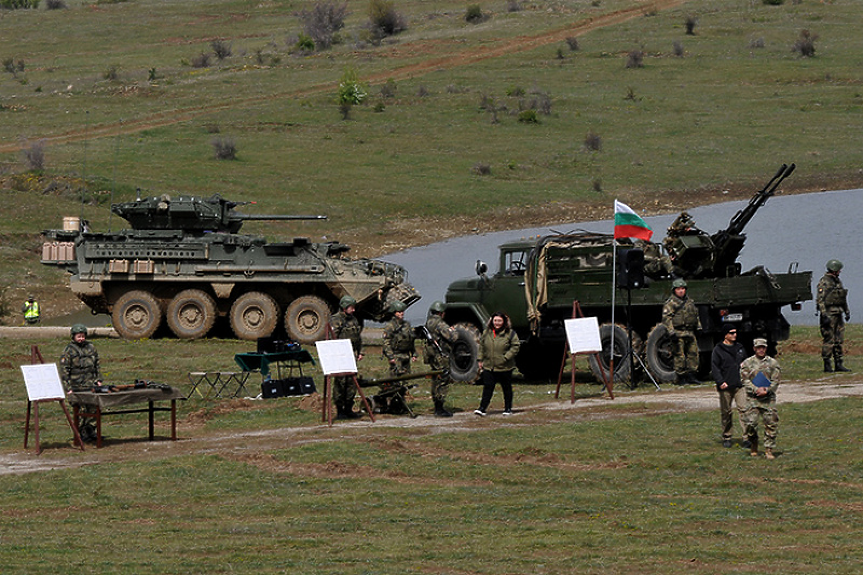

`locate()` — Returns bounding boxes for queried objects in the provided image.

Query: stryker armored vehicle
[41,194,420,342]
[443,164,811,384]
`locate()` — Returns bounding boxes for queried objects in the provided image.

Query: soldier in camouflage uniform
[379,300,417,413]
[817,259,851,373]
[741,338,781,459]
[329,296,364,419]
[424,301,457,417]
[662,278,702,384]
[60,324,103,442]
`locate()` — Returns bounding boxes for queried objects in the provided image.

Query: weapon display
[93,380,173,393]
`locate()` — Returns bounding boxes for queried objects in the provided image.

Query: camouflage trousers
[743,401,779,449]
[332,376,357,409]
[673,331,699,375]
[820,314,845,360]
[718,386,747,441]
[388,353,412,378]
[427,353,450,402]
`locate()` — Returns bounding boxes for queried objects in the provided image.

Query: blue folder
[752,371,772,388]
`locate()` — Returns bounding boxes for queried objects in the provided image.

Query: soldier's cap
[752,338,768,348]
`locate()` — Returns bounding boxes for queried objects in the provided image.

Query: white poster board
[21,363,66,401]
[564,317,602,354]
[315,339,358,375]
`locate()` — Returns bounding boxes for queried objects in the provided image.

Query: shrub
[505,85,525,97]
[0,0,40,8]
[506,1,521,12]
[367,0,406,40]
[191,52,212,68]
[45,0,66,8]
[625,49,644,69]
[295,33,315,52]
[337,67,367,119]
[20,138,46,171]
[211,39,232,61]
[517,109,539,124]
[592,178,603,192]
[212,136,237,160]
[673,40,684,57]
[148,67,158,82]
[584,131,602,151]
[762,0,784,4]
[465,5,484,24]
[528,89,552,115]
[103,65,119,81]
[379,78,397,98]
[3,58,24,78]
[793,29,817,57]
[684,16,697,35]
[566,37,580,51]
[373,101,385,113]
[749,37,765,49]
[300,1,348,50]
[472,163,491,175]
[416,85,429,98]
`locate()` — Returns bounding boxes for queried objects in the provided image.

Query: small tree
[337,67,367,120]
[20,138,46,171]
[793,29,817,57]
[300,1,348,50]
[367,0,406,41]
[211,39,232,61]
[212,136,237,160]
[625,49,644,69]
[584,131,602,152]
[684,16,697,35]
[465,5,484,24]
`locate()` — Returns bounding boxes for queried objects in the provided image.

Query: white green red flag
[613,200,653,241]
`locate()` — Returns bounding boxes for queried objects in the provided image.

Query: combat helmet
[339,295,357,310]
[70,323,88,337]
[429,300,446,314]
[672,278,688,289]
[388,300,407,313]
[826,259,843,272]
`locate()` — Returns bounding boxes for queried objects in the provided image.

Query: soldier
[424,300,457,417]
[380,300,417,413]
[662,278,702,384]
[817,259,851,373]
[329,295,364,419]
[60,324,103,442]
[740,338,781,459]
[21,295,40,325]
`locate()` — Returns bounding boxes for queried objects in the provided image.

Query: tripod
[620,284,660,391]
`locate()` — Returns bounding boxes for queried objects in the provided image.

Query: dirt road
[4,374,861,477]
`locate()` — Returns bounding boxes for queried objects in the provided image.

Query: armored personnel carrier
[41,194,420,342]
[443,164,811,384]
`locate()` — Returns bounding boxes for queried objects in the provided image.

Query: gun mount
[663,163,795,279]
[42,193,419,342]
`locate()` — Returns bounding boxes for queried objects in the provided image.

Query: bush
[300,1,348,50]
[211,39,232,61]
[367,0,406,40]
[191,52,212,68]
[566,37,580,51]
[45,0,66,8]
[212,136,237,160]
[20,138,46,171]
[337,67,367,119]
[762,0,784,4]
[3,58,24,78]
[416,85,430,98]
[584,131,602,152]
[103,65,119,81]
[673,40,684,57]
[506,1,521,12]
[625,49,644,69]
[465,5,484,24]
[295,33,315,52]
[472,163,491,175]
[517,109,539,124]
[528,89,552,115]
[749,37,765,49]
[379,78,397,98]
[0,0,40,8]
[684,16,697,35]
[793,29,817,57]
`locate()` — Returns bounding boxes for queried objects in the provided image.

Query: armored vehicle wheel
[167,289,216,339]
[285,295,331,344]
[645,324,678,384]
[112,290,162,340]
[516,339,564,381]
[588,324,636,385]
[449,323,481,382]
[230,292,279,341]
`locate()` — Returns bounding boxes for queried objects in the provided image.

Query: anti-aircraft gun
[42,194,420,342]
[663,163,796,279]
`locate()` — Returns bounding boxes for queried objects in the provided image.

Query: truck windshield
[502,250,528,276]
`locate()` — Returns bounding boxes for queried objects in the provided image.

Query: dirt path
[0,0,689,154]
[4,374,861,477]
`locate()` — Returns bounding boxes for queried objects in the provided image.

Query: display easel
[555,302,614,403]
[316,337,376,426]
[22,346,85,455]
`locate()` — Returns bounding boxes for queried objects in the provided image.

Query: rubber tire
[588,323,632,385]
[645,323,678,384]
[449,323,481,383]
[230,292,279,341]
[516,338,566,381]
[166,289,217,339]
[112,290,162,340]
[284,295,331,344]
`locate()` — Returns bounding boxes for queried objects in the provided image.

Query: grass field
[2,0,863,316]
[1,325,863,573]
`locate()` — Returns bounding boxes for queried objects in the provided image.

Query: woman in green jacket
[474,312,521,416]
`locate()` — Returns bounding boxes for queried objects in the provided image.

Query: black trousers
[478,369,513,412]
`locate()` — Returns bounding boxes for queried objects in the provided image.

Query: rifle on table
[92,379,173,393]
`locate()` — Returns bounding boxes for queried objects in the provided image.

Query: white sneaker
[502,410,513,416]
[474,409,486,417]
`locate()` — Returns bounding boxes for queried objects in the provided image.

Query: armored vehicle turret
[443,164,811,384]
[42,194,420,342]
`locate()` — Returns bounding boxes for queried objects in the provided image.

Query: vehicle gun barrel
[236,214,328,221]
[724,163,795,237]
[358,370,443,388]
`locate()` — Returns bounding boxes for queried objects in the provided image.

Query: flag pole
[610,203,617,379]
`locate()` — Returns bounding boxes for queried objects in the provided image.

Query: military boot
[823,358,833,373]
[749,435,759,457]
[433,399,453,417]
[336,404,360,420]
[834,358,851,372]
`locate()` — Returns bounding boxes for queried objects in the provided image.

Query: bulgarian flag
[614,200,653,241]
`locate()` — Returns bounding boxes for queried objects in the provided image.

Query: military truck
[41,194,420,342]
[443,164,812,383]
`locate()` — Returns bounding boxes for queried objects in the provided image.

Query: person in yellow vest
[22,295,40,325]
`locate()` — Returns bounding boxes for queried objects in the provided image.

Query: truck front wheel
[450,323,480,383]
